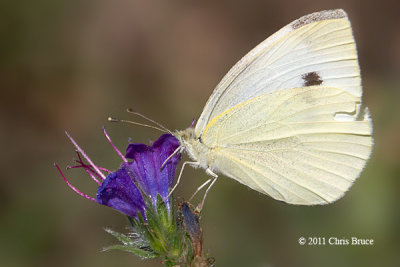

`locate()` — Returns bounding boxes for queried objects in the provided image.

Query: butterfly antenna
[126,108,172,134]
[108,117,167,133]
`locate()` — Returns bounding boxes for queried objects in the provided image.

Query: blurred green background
[1,0,399,266]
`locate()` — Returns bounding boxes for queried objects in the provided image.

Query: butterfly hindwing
[201,86,372,204]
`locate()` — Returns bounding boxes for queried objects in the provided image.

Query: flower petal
[125,134,181,207]
[96,168,146,218]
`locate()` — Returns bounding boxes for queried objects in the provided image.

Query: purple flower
[123,134,180,210]
[95,167,146,218]
[55,130,181,219]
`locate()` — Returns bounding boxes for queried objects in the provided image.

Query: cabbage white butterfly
[172,9,373,206]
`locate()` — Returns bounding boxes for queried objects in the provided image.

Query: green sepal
[104,228,133,246]
[137,211,146,226]
[144,205,167,254]
[103,227,158,259]
[102,196,200,265]
[136,211,157,250]
[103,245,157,259]
[127,215,138,228]
[184,234,194,265]
[156,194,170,231]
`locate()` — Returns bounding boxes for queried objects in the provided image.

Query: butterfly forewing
[195,9,361,136]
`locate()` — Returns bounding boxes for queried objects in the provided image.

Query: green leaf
[104,228,133,246]
[103,245,158,259]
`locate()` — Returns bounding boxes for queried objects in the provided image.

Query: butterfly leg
[197,169,218,212]
[166,161,199,200]
[188,178,212,202]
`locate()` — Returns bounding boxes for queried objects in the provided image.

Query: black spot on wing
[302,72,323,86]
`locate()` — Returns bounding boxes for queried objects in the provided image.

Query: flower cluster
[55,129,204,265]
[96,132,181,218]
[56,130,179,216]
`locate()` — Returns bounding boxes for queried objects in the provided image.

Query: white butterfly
[170,9,372,206]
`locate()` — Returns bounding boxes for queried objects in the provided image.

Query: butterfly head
[174,127,197,152]
[174,127,211,169]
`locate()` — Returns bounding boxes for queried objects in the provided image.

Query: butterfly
[168,9,373,206]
